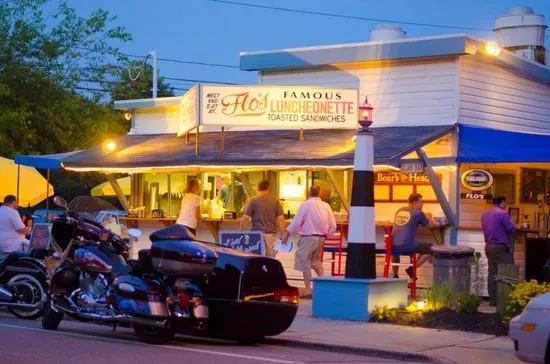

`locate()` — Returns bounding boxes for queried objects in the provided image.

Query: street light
[345,96,376,279]
[358,97,373,129]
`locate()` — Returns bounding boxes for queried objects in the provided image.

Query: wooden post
[106,174,131,212]
[325,168,350,213]
[299,128,304,141]
[496,263,520,317]
[416,148,458,228]
[195,127,200,157]
[221,126,225,157]
[186,132,190,145]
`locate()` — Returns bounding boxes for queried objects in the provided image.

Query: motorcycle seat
[0,251,28,271]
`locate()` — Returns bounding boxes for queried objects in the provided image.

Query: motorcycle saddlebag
[111,275,169,317]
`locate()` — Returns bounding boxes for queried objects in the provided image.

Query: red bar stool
[321,224,345,276]
[383,226,417,299]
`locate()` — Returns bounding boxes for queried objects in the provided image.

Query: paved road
[0,313,423,364]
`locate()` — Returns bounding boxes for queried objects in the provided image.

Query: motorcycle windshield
[68,197,118,220]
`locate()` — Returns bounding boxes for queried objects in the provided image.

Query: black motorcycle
[43,196,299,344]
[0,248,49,319]
[42,196,216,344]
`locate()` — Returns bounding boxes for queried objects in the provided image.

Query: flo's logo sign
[461,169,494,191]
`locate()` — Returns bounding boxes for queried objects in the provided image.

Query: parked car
[509,292,550,363]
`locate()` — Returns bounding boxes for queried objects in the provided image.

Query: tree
[109,60,174,100]
[0,0,132,157]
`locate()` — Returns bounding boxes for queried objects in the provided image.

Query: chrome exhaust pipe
[0,301,43,309]
[53,303,169,328]
[0,287,13,301]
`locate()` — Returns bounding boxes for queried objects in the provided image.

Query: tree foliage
[0,0,132,158]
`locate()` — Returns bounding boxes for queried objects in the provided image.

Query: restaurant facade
[17,7,550,292]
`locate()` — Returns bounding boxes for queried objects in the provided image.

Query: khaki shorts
[263,233,277,258]
[294,236,325,272]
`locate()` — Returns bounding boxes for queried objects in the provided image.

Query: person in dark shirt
[481,196,515,306]
[391,193,433,279]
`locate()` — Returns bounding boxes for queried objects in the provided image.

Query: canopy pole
[220,126,225,157]
[325,168,350,214]
[45,169,50,219]
[16,164,20,206]
[416,148,458,228]
[106,174,130,212]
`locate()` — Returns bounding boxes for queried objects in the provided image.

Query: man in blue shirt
[481,196,515,306]
[391,193,433,279]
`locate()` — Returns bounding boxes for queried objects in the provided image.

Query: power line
[164,76,238,85]
[204,0,493,32]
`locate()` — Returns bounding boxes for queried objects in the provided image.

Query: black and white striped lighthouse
[345,97,376,279]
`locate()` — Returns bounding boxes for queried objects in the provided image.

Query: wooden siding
[134,107,179,134]
[260,58,459,127]
[459,55,550,134]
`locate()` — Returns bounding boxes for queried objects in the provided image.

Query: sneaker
[405,267,417,280]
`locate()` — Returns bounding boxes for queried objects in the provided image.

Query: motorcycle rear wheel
[41,298,63,330]
[133,324,175,345]
[7,274,45,320]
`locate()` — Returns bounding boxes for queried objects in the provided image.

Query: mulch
[372,309,509,336]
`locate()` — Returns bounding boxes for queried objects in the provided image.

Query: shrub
[456,293,482,314]
[504,280,550,323]
[370,305,397,322]
[425,281,455,311]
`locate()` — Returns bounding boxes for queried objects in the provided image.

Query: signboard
[400,161,424,173]
[461,192,493,200]
[29,223,52,250]
[218,230,264,255]
[461,169,494,191]
[375,171,433,184]
[200,85,358,129]
[177,85,198,137]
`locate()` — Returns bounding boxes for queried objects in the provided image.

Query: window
[491,173,515,204]
[374,171,439,202]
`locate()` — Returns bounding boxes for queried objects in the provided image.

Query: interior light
[485,42,501,56]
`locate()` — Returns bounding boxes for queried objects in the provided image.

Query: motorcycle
[42,196,215,344]
[0,247,49,319]
[43,196,299,345]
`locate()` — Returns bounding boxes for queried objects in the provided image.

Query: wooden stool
[382,226,417,299]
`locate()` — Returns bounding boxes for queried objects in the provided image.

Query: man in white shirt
[282,185,336,298]
[0,195,30,253]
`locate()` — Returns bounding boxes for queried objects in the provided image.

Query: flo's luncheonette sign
[461,169,494,191]
[177,85,359,136]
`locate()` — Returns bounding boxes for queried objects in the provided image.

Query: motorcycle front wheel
[7,274,45,320]
[133,324,175,345]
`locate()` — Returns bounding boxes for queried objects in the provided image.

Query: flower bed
[371,308,508,336]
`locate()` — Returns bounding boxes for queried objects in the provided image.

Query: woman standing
[176,179,201,236]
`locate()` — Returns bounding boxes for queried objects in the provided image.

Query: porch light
[485,42,501,56]
[358,97,373,129]
[103,140,116,153]
[124,112,132,121]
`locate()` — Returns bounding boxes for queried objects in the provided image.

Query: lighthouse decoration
[345,97,376,279]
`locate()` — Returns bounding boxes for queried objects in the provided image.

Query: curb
[265,337,456,364]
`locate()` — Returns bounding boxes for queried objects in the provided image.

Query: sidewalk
[274,300,521,364]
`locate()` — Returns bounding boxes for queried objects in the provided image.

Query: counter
[514,229,550,282]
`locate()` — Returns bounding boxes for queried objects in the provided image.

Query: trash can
[431,245,475,294]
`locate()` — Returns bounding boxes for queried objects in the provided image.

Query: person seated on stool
[391,193,433,279]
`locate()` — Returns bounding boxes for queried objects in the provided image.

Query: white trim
[240,33,471,56]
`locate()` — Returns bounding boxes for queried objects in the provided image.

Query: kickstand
[112,323,117,332]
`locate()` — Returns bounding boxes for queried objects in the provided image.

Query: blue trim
[457,124,550,163]
[240,35,469,71]
[14,152,79,170]
[312,277,408,321]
